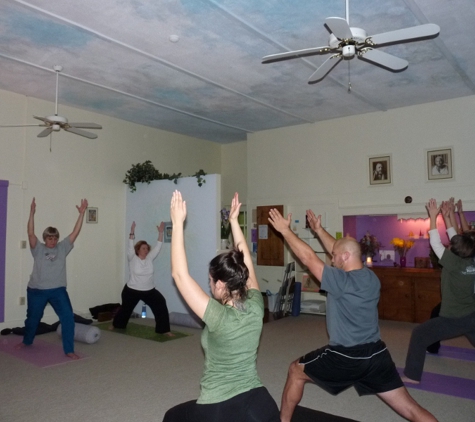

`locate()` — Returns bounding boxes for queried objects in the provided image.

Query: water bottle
[141,303,147,318]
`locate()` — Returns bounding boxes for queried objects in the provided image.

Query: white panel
[125,174,220,316]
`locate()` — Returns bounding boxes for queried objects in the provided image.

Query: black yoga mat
[291,405,360,422]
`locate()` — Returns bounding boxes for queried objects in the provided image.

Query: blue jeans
[24,287,75,354]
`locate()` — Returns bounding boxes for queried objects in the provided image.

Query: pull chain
[347,60,352,93]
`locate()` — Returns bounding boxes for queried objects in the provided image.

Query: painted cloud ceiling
[0,0,474,143]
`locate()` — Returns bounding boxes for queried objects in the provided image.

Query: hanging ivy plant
[123,160,207,192]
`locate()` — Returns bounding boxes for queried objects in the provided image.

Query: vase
[400,256,406,267]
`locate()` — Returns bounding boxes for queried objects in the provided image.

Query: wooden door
[256,205,284,266]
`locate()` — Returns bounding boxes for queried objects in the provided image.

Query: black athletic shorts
[300,340,403,396]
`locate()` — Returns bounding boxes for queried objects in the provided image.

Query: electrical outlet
[19,297,25,305]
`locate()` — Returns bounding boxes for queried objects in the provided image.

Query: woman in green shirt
[163,191,279,422]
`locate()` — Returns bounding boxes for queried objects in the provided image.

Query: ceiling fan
[0,65,102,139]
[262,0,440,84]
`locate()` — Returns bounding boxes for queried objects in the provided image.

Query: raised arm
[427,198,445,259]
[127,221,136,260]
[268,208,325,281]
[68,199,88,244]
[27,198,38,249]
[447,198,460,234]
[306,209,336,253]
[157,221,165,242]
[229,193,258,290]
[147,222,165,261]
[456,199,470,233]
[170,190,209,319]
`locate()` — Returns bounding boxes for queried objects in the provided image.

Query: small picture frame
[427,148,453,180]
[369,155,391,185]
[164,222,172,243]
[301,273,321,292]
[86,207,98,224]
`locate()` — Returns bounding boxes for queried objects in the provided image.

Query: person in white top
[111,221,173,336]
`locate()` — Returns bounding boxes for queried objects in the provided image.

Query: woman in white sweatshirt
[111,221,173,336]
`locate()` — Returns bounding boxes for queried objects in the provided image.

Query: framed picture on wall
[427,147,453,180]
[369,155,391,185]
[86,207,98,224]
[164,222,172,243]
[301,273,320,292]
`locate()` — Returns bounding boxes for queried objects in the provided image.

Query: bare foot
[66,352,80,360]
[15,342,27,350]
[401,375,420,384]
[164,332,175,337]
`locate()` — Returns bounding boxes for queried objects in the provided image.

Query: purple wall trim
[0,180,9,322]
[344,212,475,267]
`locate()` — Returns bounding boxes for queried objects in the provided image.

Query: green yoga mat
[95,322,191,343]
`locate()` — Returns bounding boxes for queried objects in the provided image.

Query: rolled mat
[56,323,101,344]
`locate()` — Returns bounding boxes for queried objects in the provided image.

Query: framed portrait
[301,273,321,292]
[369,155,391,185]
[164,222,172,243]
[379,249,395,263]
[427,147,453,180]
[86,207,98,224]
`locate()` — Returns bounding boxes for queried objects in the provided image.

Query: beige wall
[2,87,475,325]
[248,95,475,293]
[0,89,221,328]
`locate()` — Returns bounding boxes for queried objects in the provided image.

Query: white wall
[247,95,475,294]
[0,89,221,328]
[125,175,220,316]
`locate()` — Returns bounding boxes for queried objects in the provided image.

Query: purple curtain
[0,180,8,322]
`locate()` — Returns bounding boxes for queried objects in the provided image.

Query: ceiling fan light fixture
[52,124,61,131]
[342,45,355,57]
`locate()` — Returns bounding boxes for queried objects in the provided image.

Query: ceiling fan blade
[67,122,102,129]
[308,54,342,84]
[262,46,332,63]
[359,49,408,71]
[33,115,47,123]
[368,24,440,46]
[37,127,53,138]
[64,127,98,139]
[325,17,352,40]
[0,124,44,128]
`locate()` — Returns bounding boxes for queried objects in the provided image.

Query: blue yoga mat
[397,368,475,400]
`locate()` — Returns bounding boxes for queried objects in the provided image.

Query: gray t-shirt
[28,237,74,289]
[321,265,380,347]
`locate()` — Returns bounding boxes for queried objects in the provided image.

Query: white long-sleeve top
[127,239,163,291]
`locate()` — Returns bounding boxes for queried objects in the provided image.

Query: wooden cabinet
[371,267,441,323]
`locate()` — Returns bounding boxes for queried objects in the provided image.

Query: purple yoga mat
[397,368,475,401]
[437,345,475,362]
[0,336,87,368]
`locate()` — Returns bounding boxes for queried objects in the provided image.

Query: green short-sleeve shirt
[439,249,475,318]
[197,289,264,404]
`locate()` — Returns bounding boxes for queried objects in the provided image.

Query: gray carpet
[0,315,474,421]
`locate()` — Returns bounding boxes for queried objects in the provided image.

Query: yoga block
[57,323,101,344]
